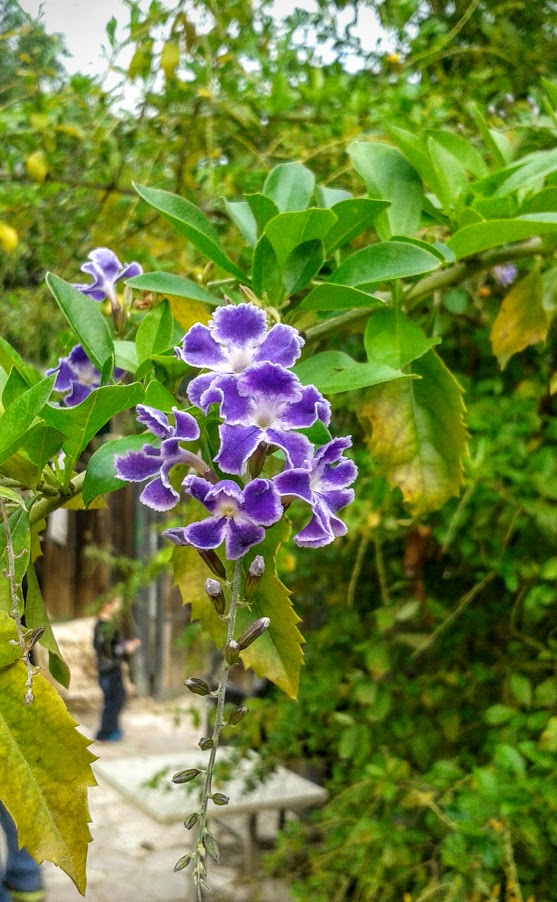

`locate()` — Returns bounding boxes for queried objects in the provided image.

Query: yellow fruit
[160,41,180,78]
[0,223,19,252]
[25,150,48,182]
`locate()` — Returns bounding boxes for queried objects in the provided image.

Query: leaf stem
[28,471,86,526]
[193,558,243,899]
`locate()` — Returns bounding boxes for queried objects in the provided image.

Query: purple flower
[273,437,357,548]
[201,361,331,475]
[73,248,142,305]
[177,303,304,409]
[492,263,517,288]
[163,476,283,560]
[115,404,205,511]
[46,344,124,406]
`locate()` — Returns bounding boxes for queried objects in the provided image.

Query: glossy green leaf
[24,563,69,688]
[135,299,174,363]
[282,239,325,295]
[360,350,467,515]
[385,124,439,192]
[427,136,468,211]
[364,309,440,369]
[262,162,315,212]
[325,198,390,253]
[300,284,384,311]
[426,130,488,179]
[223,199,257,246]
[467,102,508,166]
[295,350,409,395]
[316,185,351,208]
[2,368,28,408]
[143,378,179,412]
[447,214,557,259]
[0,662,96,892]
[520,187,557,215]
[0,376,55,466]
[348,141,423,239]
[494,147,557,197]
[82,434,148,505]
[41,383,144,463]
[264,209,336,265]
[0,507,29,613]
[390,235,449,263]
[127,272,220,306]
[0,613,21,668]
[252,235,283,302]
[330,240,441,289]
[133,183,245,279]
[245,193,280,235]
[113,340,139,374]
[0,337,38,386]
[45,274,114,375]
[490,264,548,369]
[19,424,65,474]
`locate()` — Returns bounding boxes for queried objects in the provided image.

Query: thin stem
[347,532,370,608]
[502,821,524,902]
[28,471,86,526]
[0,500,35,704]
[193,559,243,899]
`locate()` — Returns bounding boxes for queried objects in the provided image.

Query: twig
[502,821,524,902]
[0,499,35,704]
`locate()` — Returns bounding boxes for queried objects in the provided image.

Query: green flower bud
[245,554,265,598]
[205,578,225,615]
[184,813,198,830]
[198,736,214,751]
[211,792,229,806]
[225,639,240,665]
[174,853,193,872]
[197,548,226,580]
[172,768,202,784]
[237,616,270,650]
[203,831,221,864]
[228,705,248,725]
[184,677,210,696]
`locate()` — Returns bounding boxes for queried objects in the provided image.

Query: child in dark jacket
[93,596,140,742]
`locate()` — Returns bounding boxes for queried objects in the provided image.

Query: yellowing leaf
[168,296,211,330]
[160,41,180,77]
[550,372,557,395]
[0,223,18,252]
[360,350,468,516]
[490,264,548,369]
[25,150,48,182]
[0,663,96,891]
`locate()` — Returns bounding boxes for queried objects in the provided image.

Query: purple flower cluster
[116,303,356,559]
[47,344,124,407]
[73,248,142,307]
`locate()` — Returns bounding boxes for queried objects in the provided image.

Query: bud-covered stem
[193,558,243,900]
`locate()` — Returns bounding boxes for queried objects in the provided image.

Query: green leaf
[520,187,557,215]
[385,124,439,192]
[325,198,390,253]
[143,378,179,412]
[494,147,557,197]
[0,488,25,508]
[360,350,468,516]
[45,274,114,375]
[299,284,385,311]
[133,183,245,280]
[390,235,449,263]
[113,340,139,374]
[223,199,257,246]
[0,336,38,386]
[330,240,441,289]
[348,141,423,239]
[263,209,336,265]
[0,663,96,892]
[82,434,148,505]
[252,236,284,302]
[0,376,56,466]
[237,519,304,698]
[41,383,144,463]
[127,272,220,306]
[426,130,488,179]
[2,367,28,407]
[364,308,440,369]
[19,424,65,474]
[316,185,351,208]
[427,136,468,212]
[0,613,21,668]
[24,563,69,688]
[467,102,508,166]
[0,507,30,614]
[490,264,548,369]
[447,214,557,259]
[245,193,280,235]
[135,299,174,364]
[262,162,315,212]
[282,239,325,296]
[483,704,515,726]
[295,350,410,395]
[509,673,532,708]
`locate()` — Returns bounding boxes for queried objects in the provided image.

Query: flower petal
[64,382,93,406]
[318,488,355,515]
[241,479,283,526]
[293,513,335,548]
[320,460,358,491]
[204,376,251,423]
[183,476,217,510]
[115,449,162,482]
[237,362,302,406]
[215,424,262,475]
[225,518,265,560]
[184,516,228,550]
[211,303,267,345]
[180,323,227,369]
[186,373,216,410]
[280,385,331,429]
[136,404,171,439]
[265,428,311,468]
[140,477,180,511]
[255,323,304,368]
[117,261,143,282]
[172,407,200,441]
[273,468,313,503]
[162,527,189,546]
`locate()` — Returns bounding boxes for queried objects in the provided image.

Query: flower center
[227,347,254,373]
[218,501,237,519]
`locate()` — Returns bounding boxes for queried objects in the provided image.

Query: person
[93,596,140,742]
[0,803,45,902]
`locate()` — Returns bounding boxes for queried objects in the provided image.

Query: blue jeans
[0,803,43,901]
[96,667,126,739]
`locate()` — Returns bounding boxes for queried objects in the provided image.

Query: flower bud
[198,736,214,751]
[172,768,201,784]
[204,578,225,615]
[174,853,193,872]
[228,705,248,726]
[237,617,270,651]
[248,441,268,478]
[225,639,240,665]
[211,792,229,806]
[245,555,265,599]
[184,813,198,830]
[184,677,210,696]
[203,831,221,863]
[197,548,226,580]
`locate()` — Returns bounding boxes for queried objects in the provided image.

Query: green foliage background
[2,0,557,898]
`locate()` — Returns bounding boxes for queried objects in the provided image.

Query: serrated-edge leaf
[24,562,70,688]
[364,308,440,370]
[490,263,548,369]
[45,273,114,374]
[133,183,245,280]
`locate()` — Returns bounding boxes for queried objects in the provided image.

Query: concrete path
[41,698,293,902]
